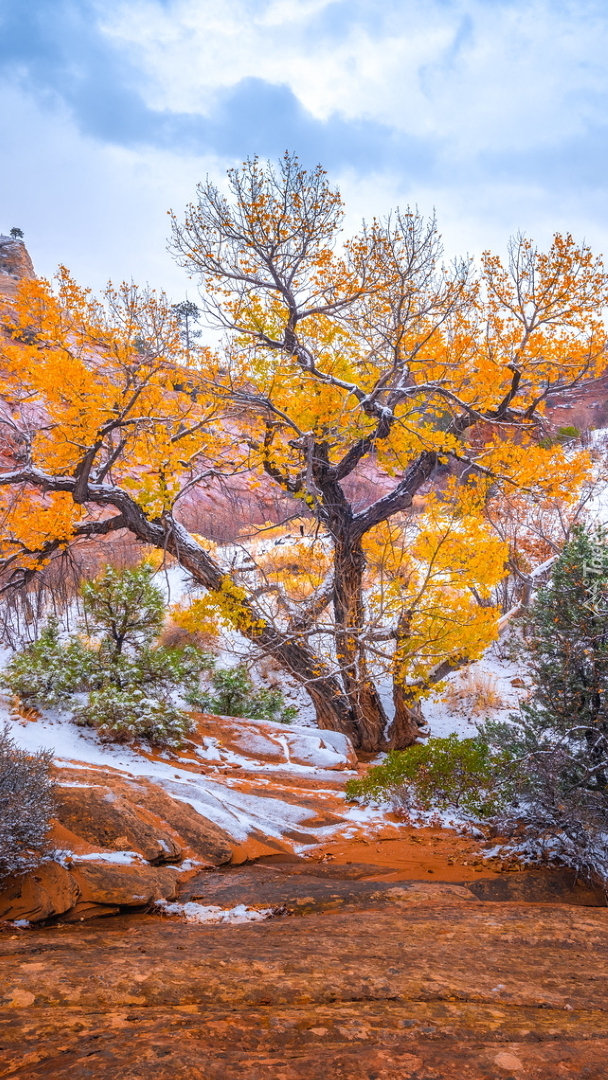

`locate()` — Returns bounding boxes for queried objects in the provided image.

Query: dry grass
[442,671,503,716]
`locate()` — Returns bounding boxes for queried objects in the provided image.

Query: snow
[155,900,276,924]
[55,849,145,866]
[420,644,527,740]
[1,693,359,847]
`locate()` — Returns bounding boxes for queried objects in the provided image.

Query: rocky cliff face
[0,234,35,298]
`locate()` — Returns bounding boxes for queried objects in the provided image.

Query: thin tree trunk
[333,534,390,751]
[389,608,427,748]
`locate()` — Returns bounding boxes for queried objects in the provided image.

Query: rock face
[54,771,234,866]
[0,896,607,1078]
[0,710,359,923]
[194,713,358,770]
[0,861,79,923]
[0,234,35,298]
[0,859,181,924]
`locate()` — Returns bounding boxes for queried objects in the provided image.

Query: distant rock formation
[0,233,35,298]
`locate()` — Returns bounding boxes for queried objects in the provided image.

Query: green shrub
[539,425,581,449]
[345,734,507,818]
[192,664,297,724]
[2,619,97,708]
[73,687,192,746]
[556,425,581,442]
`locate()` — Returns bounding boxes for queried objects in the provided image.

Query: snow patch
[55,849,145,866]
[156,899,276,924]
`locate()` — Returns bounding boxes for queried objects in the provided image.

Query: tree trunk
[389,608,428,748]
[389,680,427,748]
[259,632,359,745]
[333,534,390,752]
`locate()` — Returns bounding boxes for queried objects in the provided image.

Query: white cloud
[105,0,608,151]
[2,0,608,296]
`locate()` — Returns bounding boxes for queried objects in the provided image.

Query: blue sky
[1,0,607,297]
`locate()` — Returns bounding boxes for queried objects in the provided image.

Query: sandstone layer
[1,893,607,1078]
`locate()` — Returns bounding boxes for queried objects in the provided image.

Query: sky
[1,0,608,300]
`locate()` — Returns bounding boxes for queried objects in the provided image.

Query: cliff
[0,233,35,298]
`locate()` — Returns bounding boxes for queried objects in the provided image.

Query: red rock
[68,863,180,908]
[0,860,79,923]
[55,783,183,863]
[54,768,234,866]
[0,234,35,298]
[194,713,358,770]
[0,899,607,1077]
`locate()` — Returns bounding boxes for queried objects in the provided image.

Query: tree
[9,228,23,240]
[515,525,608,748]
[171,300,202,353]
[477,527,608,881]
[81,563,165,656]
[0,155,605,752]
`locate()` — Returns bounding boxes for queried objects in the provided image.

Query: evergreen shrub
[192,663,297,724]
[345,734,506,818]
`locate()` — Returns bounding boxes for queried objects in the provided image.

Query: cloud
[2,0,608,298]
[0,0,436,176]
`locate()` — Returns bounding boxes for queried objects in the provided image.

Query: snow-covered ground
[421,643,527,739]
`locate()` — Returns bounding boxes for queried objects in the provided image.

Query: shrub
[0,723,55,881]
[557,425,581,442]
[74,687,192,746]
[2,619,96,709]
[345,734,507,818]
[2,565,215,747]
[442,671,503,715]
[192,664,297,724]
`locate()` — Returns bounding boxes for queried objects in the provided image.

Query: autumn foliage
[0,154,606,750]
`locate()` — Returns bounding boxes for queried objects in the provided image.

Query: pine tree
[481,525,608,880]
[518,525,608,767]
[81,564,165,658]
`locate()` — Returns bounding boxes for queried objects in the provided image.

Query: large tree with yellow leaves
[0,155,605,751]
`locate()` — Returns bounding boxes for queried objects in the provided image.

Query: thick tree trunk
[258,632,359,745]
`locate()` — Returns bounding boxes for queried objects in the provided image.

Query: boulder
[55,784,184,864]
[0,860,79,923]
[69,863,180,908]
[0,859,181,924]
